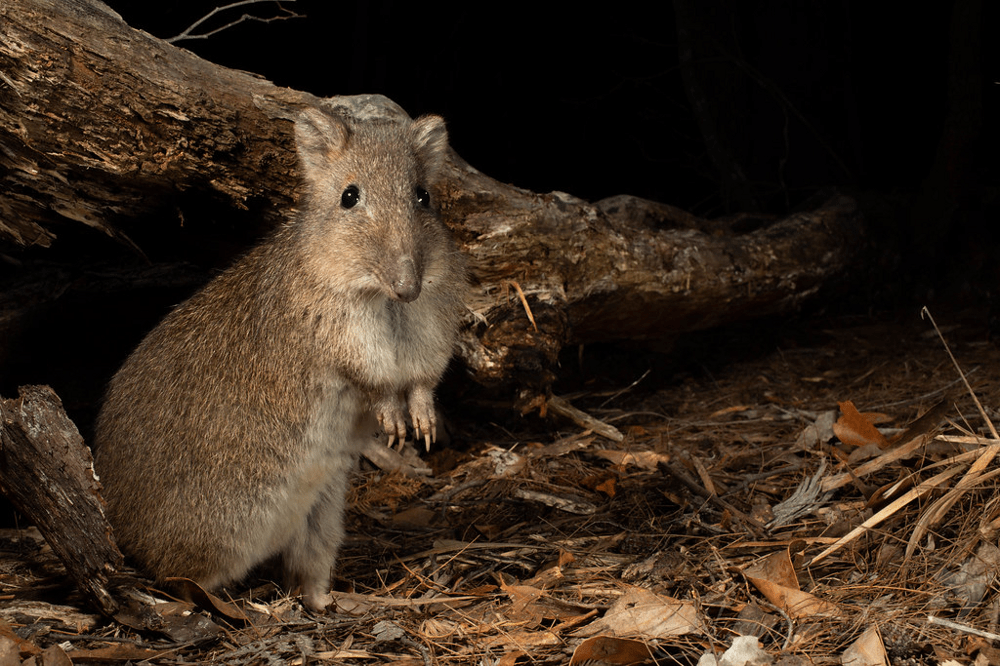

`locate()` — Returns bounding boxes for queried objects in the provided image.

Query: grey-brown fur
[93,108,465,610]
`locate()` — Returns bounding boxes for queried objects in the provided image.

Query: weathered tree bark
[0,385,123,615]
[0,0,864,398]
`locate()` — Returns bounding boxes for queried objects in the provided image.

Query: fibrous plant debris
[3,307,1000,664]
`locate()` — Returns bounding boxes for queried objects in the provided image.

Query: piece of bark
[0,385,122,615]
[0,0,865,398]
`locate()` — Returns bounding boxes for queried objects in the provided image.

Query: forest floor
[3,304,1000,665]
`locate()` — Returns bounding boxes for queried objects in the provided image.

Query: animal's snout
[391,256,421,302]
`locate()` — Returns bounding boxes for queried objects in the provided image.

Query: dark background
[101,0,993,297]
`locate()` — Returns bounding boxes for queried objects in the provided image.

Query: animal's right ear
[294,108,351,178]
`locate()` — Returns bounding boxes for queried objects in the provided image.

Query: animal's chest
[282,385,368,511]
[349,300,433,385]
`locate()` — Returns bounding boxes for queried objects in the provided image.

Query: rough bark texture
[445,162,862,393]
[0,385,122,615]
[0,0,864,399]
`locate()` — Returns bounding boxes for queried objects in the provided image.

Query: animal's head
[294,108,452,303]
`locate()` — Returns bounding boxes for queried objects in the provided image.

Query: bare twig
[166,1,302,44]
[921,307,998,439]
[547,394,624,442]
[503,280,538,332]
[928,615,1000,641]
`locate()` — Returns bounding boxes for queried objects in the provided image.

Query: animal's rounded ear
[411,115,449,182]
[295,108,351,177]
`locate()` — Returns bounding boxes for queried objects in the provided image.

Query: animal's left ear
[411,115,449,182]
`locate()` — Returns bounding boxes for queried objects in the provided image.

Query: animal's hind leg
[282,474,351,610]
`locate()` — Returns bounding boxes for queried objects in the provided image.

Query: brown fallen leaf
[500,580,592,626]
[744,550,838,618]
[166,577,267,624]
[593,449,670,470]
[887,400,948,445]
[0,618,41,661]
[496,651,528,666]
[841,624,888,665]
[833,400,890,449]
[483,629,561,649]
[570,635,654,665]
[34,645,71,666]
[575,585,703,638]
[390,506,435,528]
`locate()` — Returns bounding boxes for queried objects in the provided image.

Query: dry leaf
[570,635,653,665]
[48,645,174,663]
[35,645,72,666]
[313,648,375,660]
[575,586,703,638]
[795,410,837,449]
[483,629,560,649]
[833,401,890,449]
[887,399,948,445]
[420,617,460,639]
[501,580,591,625]
[596,476,617,497]
[165,577,265,624]
[593,449,670,470]
[390,506,435,528]
[0,636,20,666]
[841,624,888,665]
[938,543,1000,611]
[0,619,41,660]
[744,551,838,618]
[496,651,528,666]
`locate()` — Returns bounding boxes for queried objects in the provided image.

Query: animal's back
[94,242,350,585]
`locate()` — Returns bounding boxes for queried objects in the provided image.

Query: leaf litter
[5,308,1000,663]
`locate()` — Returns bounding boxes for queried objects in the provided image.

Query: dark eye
[415,186,430,208]
[341,185,360,209]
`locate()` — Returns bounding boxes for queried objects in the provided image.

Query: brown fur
[93,109,465,610]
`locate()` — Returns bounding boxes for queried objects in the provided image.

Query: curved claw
[408,385,437,451]
[375,397,407,448]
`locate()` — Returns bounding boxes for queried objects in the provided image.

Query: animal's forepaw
[408,385,437,452]
[374,396,407,448]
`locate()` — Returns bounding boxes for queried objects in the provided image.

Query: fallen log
[0,0,864,398]
[0,385,122,615]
